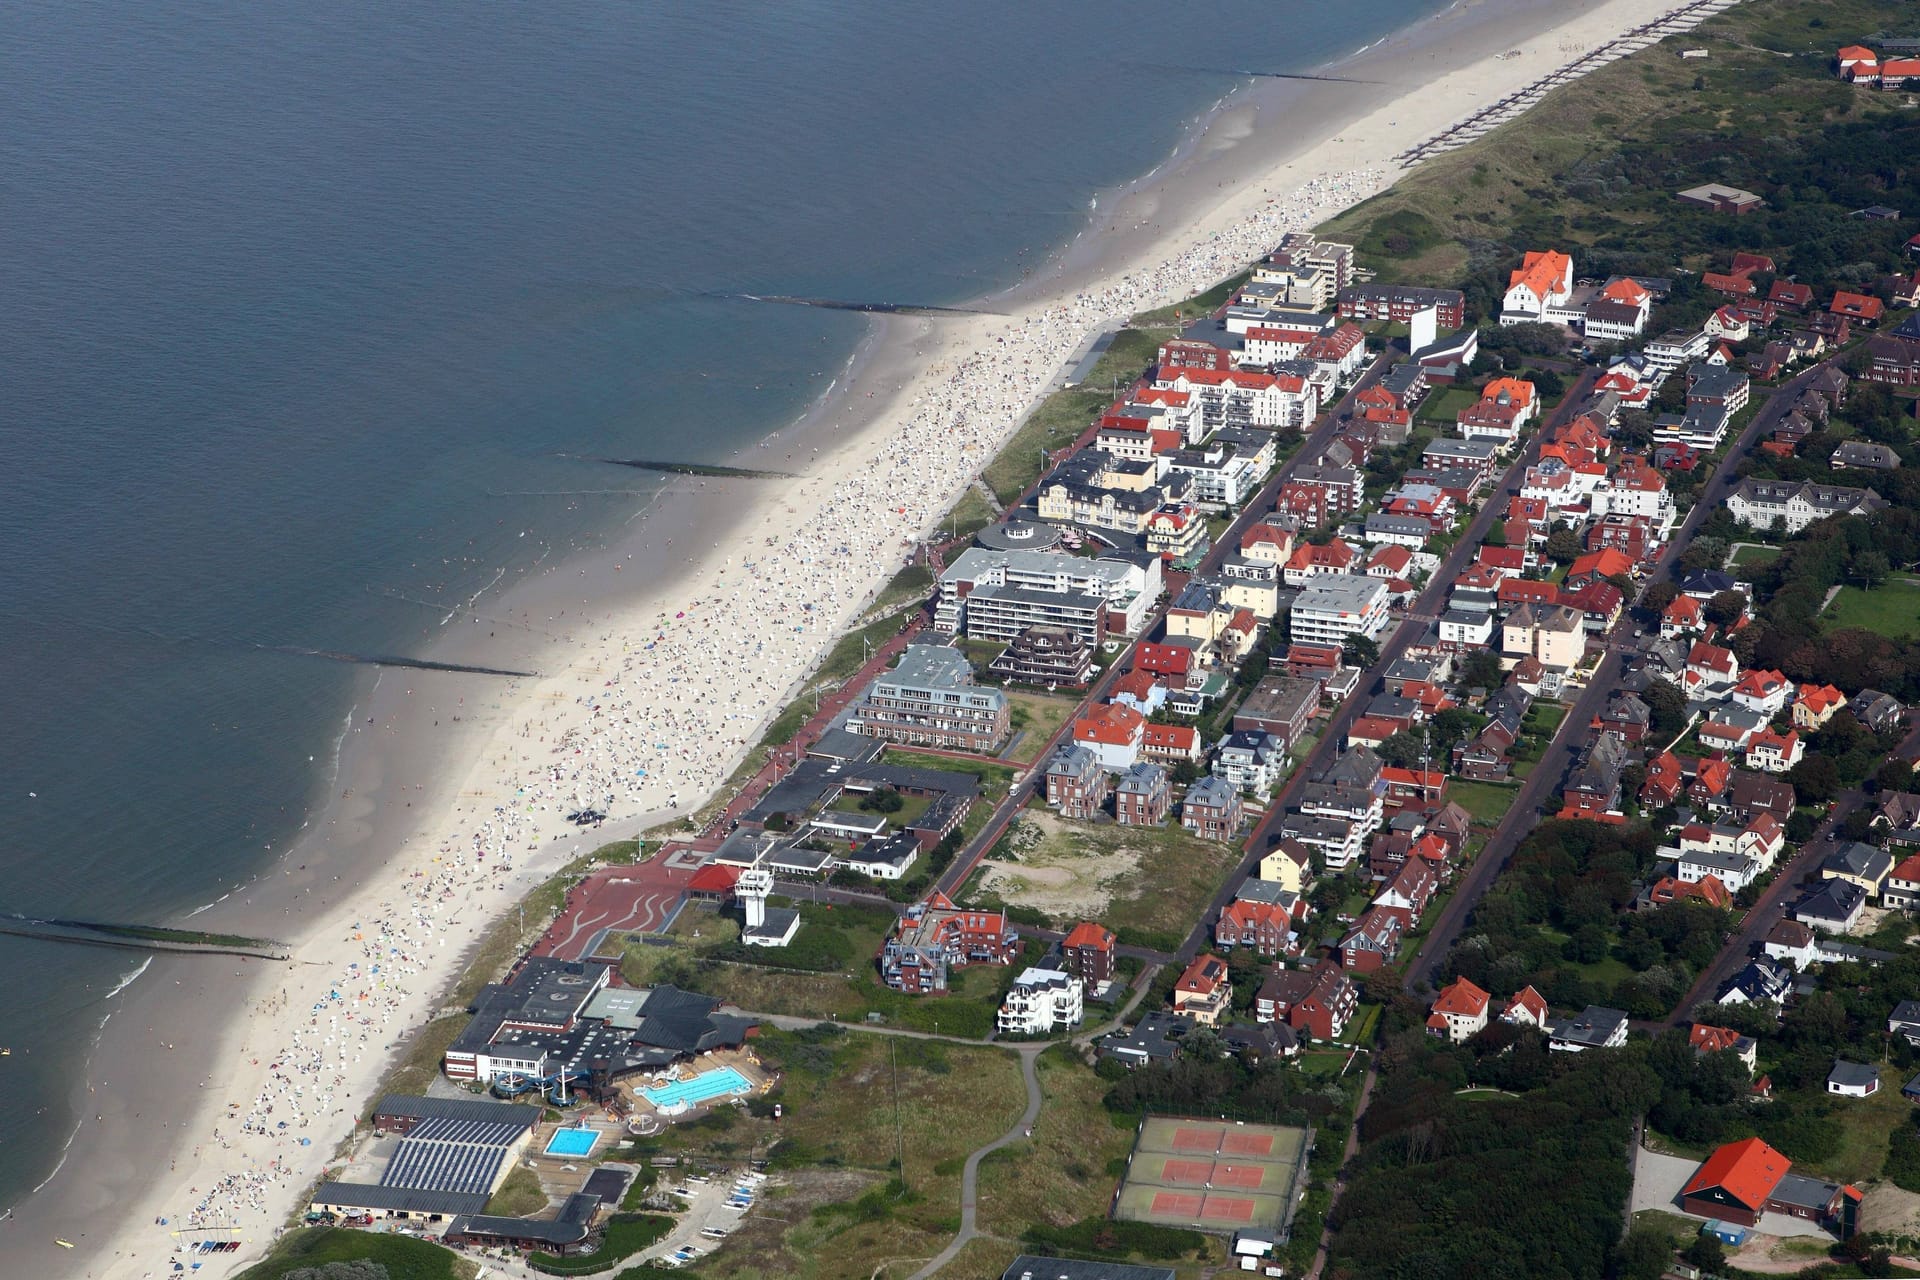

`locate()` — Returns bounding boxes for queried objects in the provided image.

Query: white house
[1501,250,1576,325]
[997,968,1084,1036]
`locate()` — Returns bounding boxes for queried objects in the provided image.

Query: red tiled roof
[1682,1138,1791,1212]
[687,864,740,893]
[1063,921,1115,952]
[1431,977,1490,1017]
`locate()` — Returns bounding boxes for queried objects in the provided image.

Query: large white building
[1726,479,1886,534]
[997,967,1083,1035]
[1500,250,1577,325]
[934,546,1160,642]
[1155,367,1320,431]
[1288,574,1390,646]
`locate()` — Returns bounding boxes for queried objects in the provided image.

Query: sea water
[0,0,1443,1210]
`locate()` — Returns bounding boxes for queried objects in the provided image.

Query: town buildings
[848,644,1009,752]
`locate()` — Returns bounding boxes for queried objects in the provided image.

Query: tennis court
[1113,1116,1309,1235]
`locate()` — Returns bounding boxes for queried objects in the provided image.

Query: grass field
[236,1228,475,1280]
[1315,0,1912,289]
[973,1047,1141,1248]
[1004,691,1081,766]
[623,900,1030,1038]
[1418,386,1479,423]
[1447,780,1522,825]
[656,1029,1027,1280]
[1808,1063,1914,1185]
[1823,582,1920,639]
[964,811,1240,952]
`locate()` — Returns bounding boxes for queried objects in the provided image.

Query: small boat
[56,1239,75,1249]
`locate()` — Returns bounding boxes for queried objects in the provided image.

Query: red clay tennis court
[1114,1116,1308,1234]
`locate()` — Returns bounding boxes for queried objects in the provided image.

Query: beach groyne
[0,914,290,962]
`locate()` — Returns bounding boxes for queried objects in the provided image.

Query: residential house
[1793,879,1868,934]
[878,892,1016,994]
[1501,249,1576,325]
[1214,731,1286,800]
[1726,478,1887,535]
[1045,744,1108,820]
[1182,776,1244,841]
[1215,899,1302,958]
[1113,762,1172,827]
[1794,684,1847,731]
[1562,731,1629,818]
[1427,978,1492,1043]
[1824,842,1894,896]
[1827,1061,1881,1098]
[1690,1024,1759,1073]
[1547,1006,1630,1052]
[849,644,1011,752]
[1258,838,1314,894]
[1256,960,1357,1039]
[1060,921,1116,993]
[1335,908,1403,972]
[1746,729,1805,774]
[1503,985,1551,1028]
[1731,669,1791,716]
[1171,954,1233,1027]
[996,968,1084,1035]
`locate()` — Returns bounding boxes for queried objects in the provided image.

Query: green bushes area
[235,1229,471,1280]
[526,1215,674,1275]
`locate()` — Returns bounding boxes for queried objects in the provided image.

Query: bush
[1022,1217,1208,1261]
[527,1215,675,1275]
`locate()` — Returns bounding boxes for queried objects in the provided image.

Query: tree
[1873,759,1915,795]
[1342,633,1380,669]
[1458,649,1504,693]
[1546,527,1584,564]
[1644,678,1690,738]
[1857,550,1891,590]
[1483,522,1508,547]
[1703,589,1749,627]
[1614,1224,1676,1280]
[1788,754,1841,804]
[1377,732,1427,769]
[1642,581,1680,614]
[1684,1234,1726,1272]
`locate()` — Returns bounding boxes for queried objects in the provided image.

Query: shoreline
[8,1,1739,1275]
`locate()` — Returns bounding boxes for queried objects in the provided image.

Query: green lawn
[1417,386,1479,423]
[648,1029,1029,1280]
[1003,691,1081,765]
[237,1229,474,1280]
[1731,543,1781,567]
[1823,582,1920,639]
[1447,780,1522,825]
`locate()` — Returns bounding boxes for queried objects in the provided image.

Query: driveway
[1630,1145,1830,1240]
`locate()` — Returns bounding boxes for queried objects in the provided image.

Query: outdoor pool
[642,1066,753,1111]
[545,1126,602,1157]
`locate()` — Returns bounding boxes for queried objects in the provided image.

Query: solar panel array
[381,1116,528,1195]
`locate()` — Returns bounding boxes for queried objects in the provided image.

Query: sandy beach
[10,0,1735,1274]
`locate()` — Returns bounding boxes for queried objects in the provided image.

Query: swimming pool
[642,1066,752,1110]
[545,1126,602,1157]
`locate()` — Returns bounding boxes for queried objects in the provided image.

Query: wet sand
[10,1,1728,1274]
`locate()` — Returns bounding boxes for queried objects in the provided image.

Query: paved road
[1404,647,1622,991]
[929,349,1400,903]
[1403,361,1840,993]
[1171,366,1603,967]
[1663,716,1920,1024]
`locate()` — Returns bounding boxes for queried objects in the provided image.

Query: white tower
[738,866,773,931]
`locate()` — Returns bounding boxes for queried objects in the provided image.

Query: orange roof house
[1568,547,1633,584]
[1508,250,1574,303]
[1426,977,1492,1042]
[1680,1137,1792,1227]
[1502,985,1550,1027]
[1831,291,1885,323]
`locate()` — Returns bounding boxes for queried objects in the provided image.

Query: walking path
[907,1046,1044,1280]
